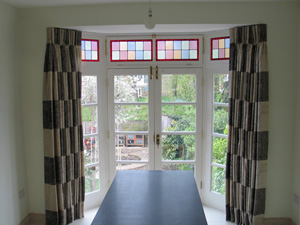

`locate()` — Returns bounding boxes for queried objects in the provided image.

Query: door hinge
[155,66,158,80]
[202,37,205,54]
[201,130,204,139]
[150,66,153,80]
[153,134,155,143]
[107,130,110,139]
[105,39,108,55]
[200,181,203,189]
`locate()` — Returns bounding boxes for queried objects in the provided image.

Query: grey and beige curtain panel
[43,27,85,225]
[226,24,269,225]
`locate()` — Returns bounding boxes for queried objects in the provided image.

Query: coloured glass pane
[211,37,230,60]
[81,39,99,61]
[110,40,153,61]
[156,39,199,61]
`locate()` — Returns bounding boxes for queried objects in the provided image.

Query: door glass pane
[82,106,97,135]
[162,105,196,132]
[214,74,229,103]
[211,166,225,194]
[114,75,148,103]
[213,106,228,134]
[162,74,196,102]
[82,76,97,104]
[162,135,195,160]
[115,135,148,161]
[85,166,100,193]
[115,105,148,131]
[84,136,99,164]
[212,136,227,165]
[162,163,194,172]
[116,163,148,170]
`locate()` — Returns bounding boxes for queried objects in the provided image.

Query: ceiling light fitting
[145,0,155,30]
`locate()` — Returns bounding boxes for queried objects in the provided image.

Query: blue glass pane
[136,51,144,60]
[128,42,136,51]
[81,41,85,50]
[85,50,92,60]
[174,41,182,50]
[182,50,190,59]
[225,38,230,48]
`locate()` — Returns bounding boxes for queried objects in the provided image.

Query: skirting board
[19,214,296,225]
[264,218,296,225]
[19,214,45,225]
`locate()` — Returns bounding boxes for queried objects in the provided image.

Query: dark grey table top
[92,170,207,225]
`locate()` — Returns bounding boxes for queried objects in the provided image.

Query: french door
[108,67,203,188]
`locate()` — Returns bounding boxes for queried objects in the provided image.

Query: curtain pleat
[226,24,269,225]
[43,27,85,225]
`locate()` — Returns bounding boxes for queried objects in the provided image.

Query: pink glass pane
[213,39,219,49]
[190,41,198,50]
[166,50,174,59]
[144,41,152,51]
[120,51,128,60]
[219,49,225,58]
[157,41,166,50]
[112,42,120,51]
[92,41,98,51]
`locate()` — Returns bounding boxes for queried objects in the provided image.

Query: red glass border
[81,39,100,62]
[155,39,199,61]
[110,39,153,62]
[210,36,230,61]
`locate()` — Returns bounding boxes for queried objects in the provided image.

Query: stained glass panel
[156,39,199,61]
[211,37,230,60]
[81,39,99,61]
[110,40,153,62]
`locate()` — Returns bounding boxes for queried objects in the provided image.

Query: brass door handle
[150,66,153,80]
[156,134,160,145]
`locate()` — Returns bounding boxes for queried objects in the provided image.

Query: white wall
[0,1,29,224]
[17,1,299,221]
[292,7,300,225]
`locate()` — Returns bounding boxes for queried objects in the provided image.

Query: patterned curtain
[43,27,85,225]
[226,24,269,225]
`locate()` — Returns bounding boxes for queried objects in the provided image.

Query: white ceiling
[2,0,297,8]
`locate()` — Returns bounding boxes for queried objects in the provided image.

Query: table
[92,170,207,225]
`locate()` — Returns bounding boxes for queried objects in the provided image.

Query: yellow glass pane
[219,39,225,49]
[174,50,181,59]
[128,51,135,60]
[225,48,230,58]
[120,42,127,50]
[166,41,174,50]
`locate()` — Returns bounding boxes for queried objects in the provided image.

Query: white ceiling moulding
[2,0,296,8]
[69,24,242,35]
